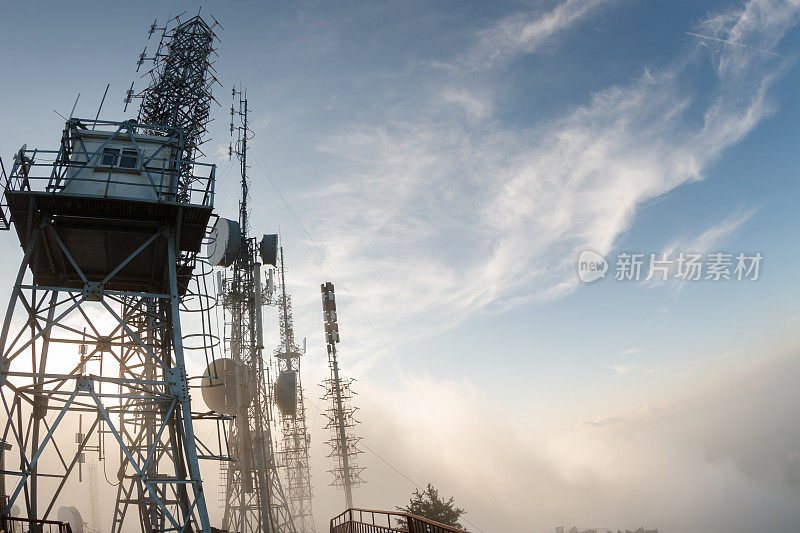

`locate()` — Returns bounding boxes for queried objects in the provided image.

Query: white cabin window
[100,148,118,166]
[98,148,140,171]
[119,150,139,169]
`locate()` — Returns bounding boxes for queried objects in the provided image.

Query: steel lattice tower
[218,89,297,533]
[0,13,225,533]
[135,14,219,203]
[272,248,316,532]
[320,283,364,509]
[112,16,227,532]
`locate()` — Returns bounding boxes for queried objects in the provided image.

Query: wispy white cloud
[609,364,631,376]
[438,87,492,120]
[620,346,643,355]
[213,142,230,162]
[639,207,759,290]
[583,415,623,427]
[468,0,615,68]
[665,207,757,256]
[297,0,798,358]
[695,0,799,78]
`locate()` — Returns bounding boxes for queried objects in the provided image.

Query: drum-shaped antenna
[275,370,297,416]
[259,233,278,267]
[201,358,245,415]
[208,218,241,267]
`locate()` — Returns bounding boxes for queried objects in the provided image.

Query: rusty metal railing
[330,508,467,533]
[0,515,73,533]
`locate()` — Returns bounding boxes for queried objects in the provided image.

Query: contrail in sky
[686,31,782,57]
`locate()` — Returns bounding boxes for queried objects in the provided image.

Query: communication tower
[206,88,297,533]
[272,248,316,532]
[320,282,365,509]
[0,13,226,532]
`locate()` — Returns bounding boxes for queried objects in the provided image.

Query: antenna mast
[218,87,298,533]
[272,248,317,532]
[321,282,365,509]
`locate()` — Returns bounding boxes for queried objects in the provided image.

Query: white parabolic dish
[208,217,241,267]
[57,506,84,533]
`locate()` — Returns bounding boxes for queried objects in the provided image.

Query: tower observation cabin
[1,117,216,295]
[0,14,221,531]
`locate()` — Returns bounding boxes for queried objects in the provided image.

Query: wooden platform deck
[6,190,212,294]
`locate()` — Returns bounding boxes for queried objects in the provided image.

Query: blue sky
[2,1,800,531]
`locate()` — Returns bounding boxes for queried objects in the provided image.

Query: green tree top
[396,483,466,530]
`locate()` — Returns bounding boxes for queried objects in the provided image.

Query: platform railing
[4,118,215,208]
[4,155,215,204]
[330,508,467,533]
[0,516,73,533]
[0,496,72,533]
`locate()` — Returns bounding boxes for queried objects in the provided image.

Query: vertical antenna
[321,282,365,509]
[91,84,110,129]
[223,85,298,533]
[280,246,292,366]
[231,87,250,240]
[273,247,317,531]
[68,93,80,119]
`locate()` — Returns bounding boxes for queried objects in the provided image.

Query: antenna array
[217,87,297,533]
[272,248,316,532]
[320,282,365,509]
[130,13,222,201]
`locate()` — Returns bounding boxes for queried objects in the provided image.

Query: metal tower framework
[114,15,228,532]
[219,88,296,533]
[272,248,316,532]
[132,12,221,203]
[0,118,219,531]
[320,282,364,509]
[0,13,228,533]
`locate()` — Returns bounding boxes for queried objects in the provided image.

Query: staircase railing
[330,508,467,533]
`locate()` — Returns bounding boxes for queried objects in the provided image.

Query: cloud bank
[341,348,800,532]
